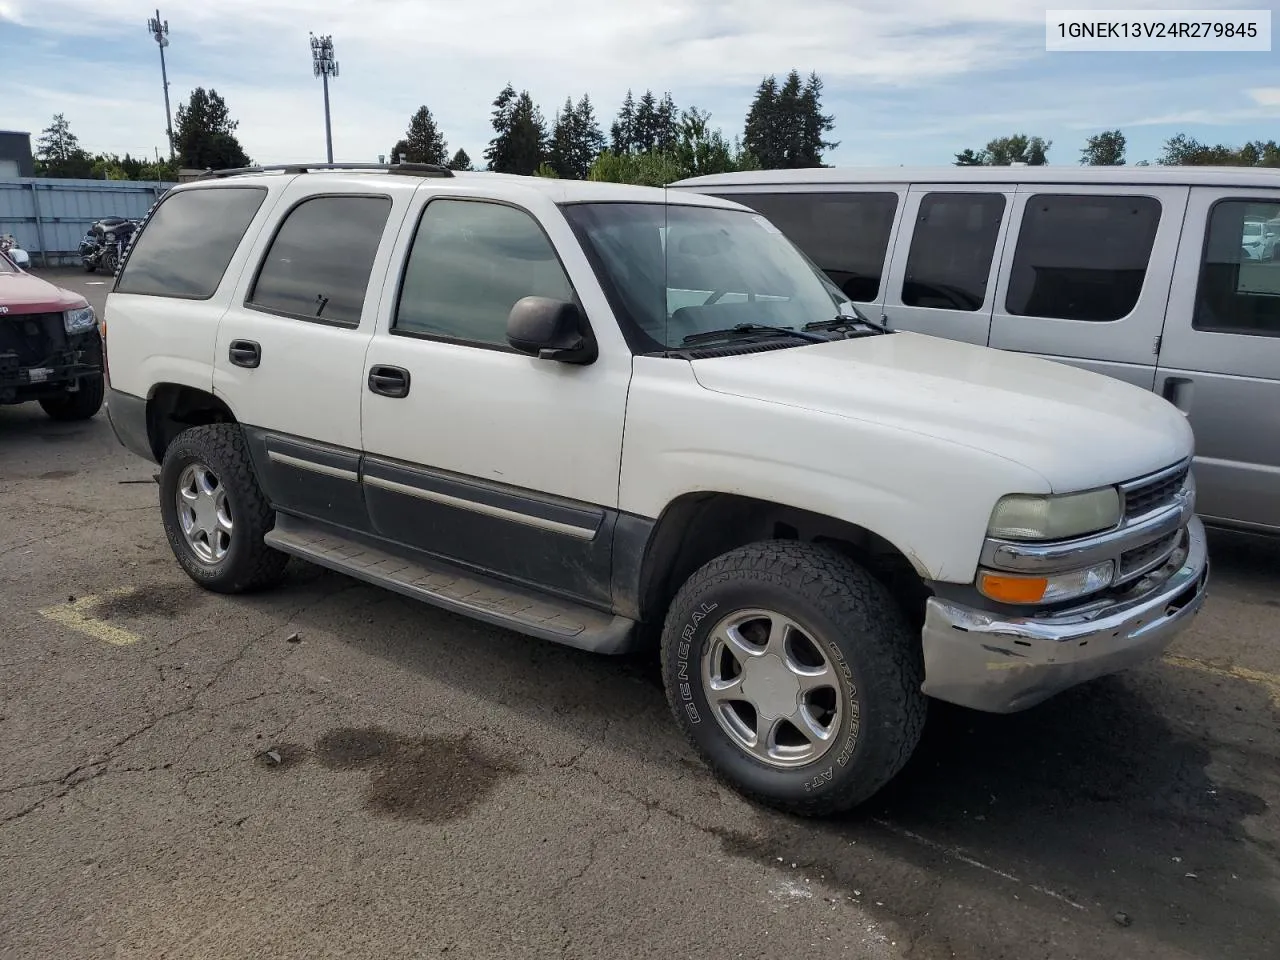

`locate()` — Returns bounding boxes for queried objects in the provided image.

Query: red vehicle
[0,250,104,420]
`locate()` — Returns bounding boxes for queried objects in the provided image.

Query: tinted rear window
[247,195,392,326]
[902,192,1006,311]
[1005,194,1162,322]
[116,186,266,299]
[711,191,899,302]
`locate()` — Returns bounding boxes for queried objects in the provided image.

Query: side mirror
[506,296,597,364]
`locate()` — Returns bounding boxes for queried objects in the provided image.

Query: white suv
[102,162,1209,816]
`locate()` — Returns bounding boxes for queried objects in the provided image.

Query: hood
[0,271,89,314]
[690,332,1194,493]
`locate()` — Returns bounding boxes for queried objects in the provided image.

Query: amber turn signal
[978,572,1048,604]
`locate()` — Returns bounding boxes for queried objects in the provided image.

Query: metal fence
[0,177,176,266]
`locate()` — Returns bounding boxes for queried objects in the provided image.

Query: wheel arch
[145,382,238,462]
[624,491,932,633]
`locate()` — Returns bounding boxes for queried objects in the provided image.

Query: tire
[83,261,97,273]
[39,375,104,421]
[158,423,290,594]
[660,540,927,817]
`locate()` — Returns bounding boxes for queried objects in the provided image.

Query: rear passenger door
[705,188,905,321]
[1156,188,1280,532]
[213,178,412,530]
[987,185,1188,391]
[879,185,1013,345]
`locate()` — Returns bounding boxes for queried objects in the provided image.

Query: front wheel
[660,540,927,817]
[158,423,290,594]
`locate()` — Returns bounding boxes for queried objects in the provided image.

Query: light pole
[309,33,339,163]
[147,10,174,160]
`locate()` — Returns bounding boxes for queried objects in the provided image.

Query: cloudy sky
[1,0,1276,169]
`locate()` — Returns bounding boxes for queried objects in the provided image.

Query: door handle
[1161,376,1194,414]
[368,364,410,398]
[228,339,261,369]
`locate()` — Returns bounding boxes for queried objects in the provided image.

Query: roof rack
[195,162,455,180]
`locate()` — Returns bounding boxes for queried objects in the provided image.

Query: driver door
[358,191,633,608]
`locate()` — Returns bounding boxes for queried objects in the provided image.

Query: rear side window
[115,186,266,299]
[902,192,1006,311]
[393,199,574,348]
[1006,194,1162,322]
[248,195,392,326]
[714,191,899,302]
[1193,198,1280,338]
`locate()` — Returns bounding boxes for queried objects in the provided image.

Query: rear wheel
[158,423,290,594]
[660,540,927,816]
[39,375,104,421]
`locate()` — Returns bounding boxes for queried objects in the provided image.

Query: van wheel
[39,375,104,421]
[660,540,926,817]
[158,423,290,594]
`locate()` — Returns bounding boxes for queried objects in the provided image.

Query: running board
[264,517,639,655]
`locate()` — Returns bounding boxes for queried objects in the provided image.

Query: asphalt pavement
[1,270,1277,960]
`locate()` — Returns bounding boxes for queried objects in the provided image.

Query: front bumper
[920,515,1209,713]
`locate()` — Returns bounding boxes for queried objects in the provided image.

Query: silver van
[669,166,1280,536]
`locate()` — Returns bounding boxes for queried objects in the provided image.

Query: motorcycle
[0,233,30,269]
[79,217,140,274]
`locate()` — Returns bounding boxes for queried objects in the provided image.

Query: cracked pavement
[2,273,1279,960]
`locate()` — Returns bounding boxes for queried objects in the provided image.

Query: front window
[0,252,16,274]
[561,201,844,353]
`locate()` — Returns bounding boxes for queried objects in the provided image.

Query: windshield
[561,200,846,352]
[0,251,16,274]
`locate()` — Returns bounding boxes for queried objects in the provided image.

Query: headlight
[978,561,1115,605]
[987,488,1121,541]
[64,306,96,335]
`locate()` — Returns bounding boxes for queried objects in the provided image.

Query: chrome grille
[1122,462,1190,520]
[1118,530,1180,583]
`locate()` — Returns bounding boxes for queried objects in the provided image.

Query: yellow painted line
[38,589,142,647]
[1163,654,1280,710]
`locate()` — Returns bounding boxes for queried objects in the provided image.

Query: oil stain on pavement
[261,726,524,824]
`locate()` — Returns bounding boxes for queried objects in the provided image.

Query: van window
[902,192,1005,312]
[248,194,392,326]
[116,186,266,299]
[1193,199,1280,338]
[1006,194,1162,322]
[712,191,898,302]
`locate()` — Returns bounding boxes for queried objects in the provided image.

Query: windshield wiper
[804,314,891,336]
[681,323,828,345]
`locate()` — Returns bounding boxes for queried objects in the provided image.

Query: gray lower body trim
[266,449,358,481]
[105,387,155,463]
[363,472,597,540]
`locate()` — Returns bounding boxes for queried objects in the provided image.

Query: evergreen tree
[743,76,781,168]
[486,85,548,175]
[634,90,659,152]
[797,72,838,167]
[34,113,94,178]
[610,90,637,154]
[573,95,606,174]
[550,95,606,178]
[173,87,250,170]
[447,148,474,171]
[484,83,519,171]
[743,71,835,169]
[655,92,680,153]
[395,105,449,165]
[549,97,578,178]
